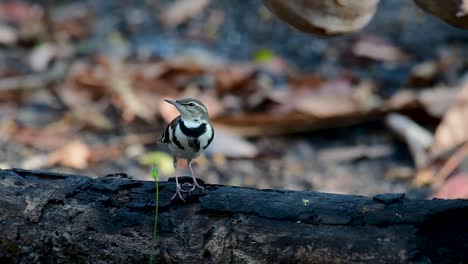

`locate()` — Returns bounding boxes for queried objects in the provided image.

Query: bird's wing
[159,116,181,144]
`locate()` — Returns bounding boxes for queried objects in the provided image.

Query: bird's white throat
[182,118,205,128]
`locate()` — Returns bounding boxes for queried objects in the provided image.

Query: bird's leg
[187,159,204,192]
[170,158,187,201]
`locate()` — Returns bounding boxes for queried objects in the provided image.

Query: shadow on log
[0,168,467,263]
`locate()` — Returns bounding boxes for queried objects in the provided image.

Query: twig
[386,113,434,168]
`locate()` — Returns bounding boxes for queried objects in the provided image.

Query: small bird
[160,98,214,200]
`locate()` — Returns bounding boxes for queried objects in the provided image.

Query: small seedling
[150,162,159,264]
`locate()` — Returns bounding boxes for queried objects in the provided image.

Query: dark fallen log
[1,168,467,263]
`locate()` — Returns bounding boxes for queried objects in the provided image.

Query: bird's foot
[171,184,187,201]
[184,181,205,193]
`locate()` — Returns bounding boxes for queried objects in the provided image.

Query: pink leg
[170,158,187,201]
[187,160,204,192]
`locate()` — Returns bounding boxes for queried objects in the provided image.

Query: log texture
[1,168,468,263]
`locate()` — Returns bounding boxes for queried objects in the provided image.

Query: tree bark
[1,168,467,263]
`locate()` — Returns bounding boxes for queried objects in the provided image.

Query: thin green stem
[150,163,159,264]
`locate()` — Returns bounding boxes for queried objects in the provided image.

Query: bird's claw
[185,182,205,193]
[171,184,187,201]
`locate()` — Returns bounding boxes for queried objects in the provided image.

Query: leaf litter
[1,0,468,198]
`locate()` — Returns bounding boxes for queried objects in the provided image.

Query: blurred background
[1,0,468,199]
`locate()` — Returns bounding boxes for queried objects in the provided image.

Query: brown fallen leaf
[58,82,113,131]
[431,81,468,155]
[12,125,74,151]
[264,0,379,36]
[161,0,211,28]
[418,86,458,118]
[215,64,255,93]
[205,127,258,158]
[351,35,408,63]
[103,59,156,123]
[48,140,91,169]
[431,173,468,199]
[318,145,393,163]
[294,95,358,118]
[412,81,468,187]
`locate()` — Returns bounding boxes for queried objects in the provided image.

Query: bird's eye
[188,102,195,107]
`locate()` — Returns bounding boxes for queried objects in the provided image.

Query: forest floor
[1,0,468,198]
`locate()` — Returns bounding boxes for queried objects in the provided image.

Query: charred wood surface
[0,168,467,263]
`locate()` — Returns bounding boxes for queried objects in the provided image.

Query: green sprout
[150,162,159,264]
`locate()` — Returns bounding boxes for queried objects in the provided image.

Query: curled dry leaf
[104,60,155,123]
[161,0,211,28]
[29,43,56,72]
[47,140,91,170]
[215,64,255,93]
[414,0,468,29]
[431,173,468,199]
[264,0,379,36]
[12,126,73,151]
[418,86,458,118]
[294,95,357,118]
[412,82,468,187]
[59,83,113,131]
[431,82,468,155]
[351,36,408,63]
[205,128,258,158]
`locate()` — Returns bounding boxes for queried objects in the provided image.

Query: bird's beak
[164,99,178,106]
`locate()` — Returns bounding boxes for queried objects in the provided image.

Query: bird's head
[165,98,209,121]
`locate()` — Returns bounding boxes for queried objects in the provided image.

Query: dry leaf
[205,128,258,158]
[431,173,468,199]
[12,126,73,151]
[318,145,393,162]
[104,60,155,123]
[48,140,91,169]
[432,82,468,155]
[215,64,255,93]
[352,36,408,63]
[0,25,17,45]
[418,87,458,118]
[161,0,210,28]
[294,95,357,118]
[29,43,56,72]
[59,83,113,131]
[264,0,379,36]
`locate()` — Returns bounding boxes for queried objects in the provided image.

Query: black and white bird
[160,98,214,200]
